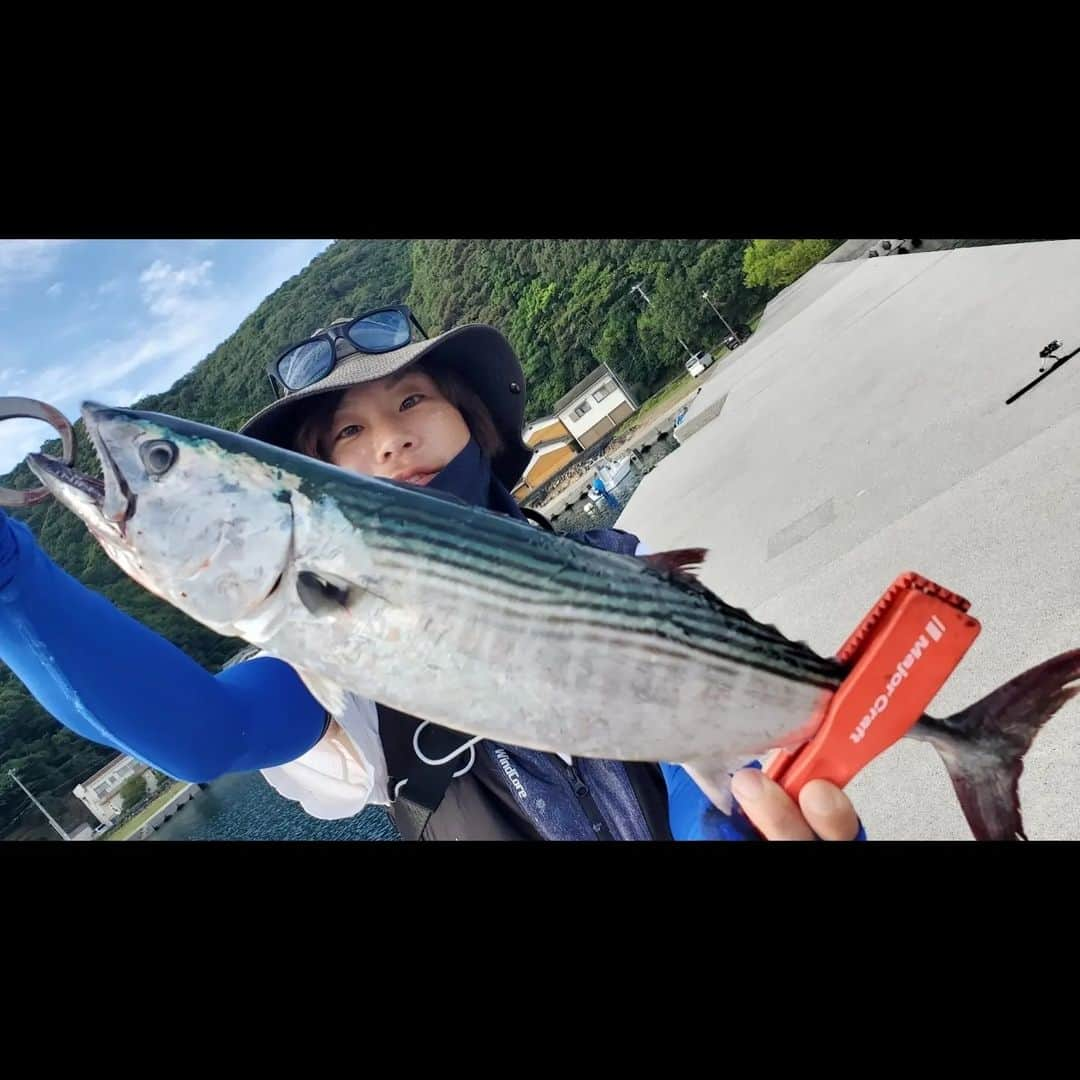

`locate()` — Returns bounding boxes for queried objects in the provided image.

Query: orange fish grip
[764,572,982,798]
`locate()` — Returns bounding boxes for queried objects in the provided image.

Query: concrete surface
[616,240,1080,840]
[120,783,200,841]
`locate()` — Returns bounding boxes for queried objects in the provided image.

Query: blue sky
[0,239,333,472]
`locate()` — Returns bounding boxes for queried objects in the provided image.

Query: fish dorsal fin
[641,547,846,687]
[640,548,708,581]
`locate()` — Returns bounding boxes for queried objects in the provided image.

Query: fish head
[26,402,298,634]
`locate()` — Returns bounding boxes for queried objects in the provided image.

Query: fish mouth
[24,454,106,505]
[24,402,137,527]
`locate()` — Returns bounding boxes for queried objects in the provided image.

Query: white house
[551,364,637,451]
[510,364,639,500]
[73,754,160,826]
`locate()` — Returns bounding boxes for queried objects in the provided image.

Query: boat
[586,454,634,505]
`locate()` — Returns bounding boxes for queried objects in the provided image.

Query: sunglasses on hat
[266,305,429,399]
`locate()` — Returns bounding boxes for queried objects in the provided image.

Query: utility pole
[629,282,697,361]
[7,769,70,840]
[702,290,741,344]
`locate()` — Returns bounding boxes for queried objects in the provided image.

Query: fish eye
[140,439,179,478]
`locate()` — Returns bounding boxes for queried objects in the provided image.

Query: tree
[118,773,148,810]
[742,240,841,289]
[691,239,768,326]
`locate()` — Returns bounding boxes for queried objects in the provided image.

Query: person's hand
[661,761,866,841]
[730,767,861,840]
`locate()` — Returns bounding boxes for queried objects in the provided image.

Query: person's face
[324,368,471,486]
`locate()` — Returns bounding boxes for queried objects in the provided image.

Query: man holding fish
[3,311,1075,840]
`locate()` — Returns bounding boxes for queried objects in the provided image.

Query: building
[511,418,578,500]
[551,364,637,452]
[511,364,638,500]
[73,754,160,826]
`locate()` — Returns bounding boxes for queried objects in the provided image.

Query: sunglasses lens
[347,309,411,353]
[278,340,335,390]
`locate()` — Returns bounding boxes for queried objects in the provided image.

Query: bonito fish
[26,403,1080,840]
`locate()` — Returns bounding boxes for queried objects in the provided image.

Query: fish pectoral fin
[294,665,348,718]
[296,569,362,616]
[639,548,708,581]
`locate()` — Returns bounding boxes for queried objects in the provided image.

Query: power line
[702,290,742,344]
[7,770,70,840]
[628,282,697,361]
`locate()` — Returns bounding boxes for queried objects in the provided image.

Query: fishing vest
[379,524,674,841]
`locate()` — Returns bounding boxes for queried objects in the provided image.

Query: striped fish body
[31,404,845,765]
[237,443,846,765]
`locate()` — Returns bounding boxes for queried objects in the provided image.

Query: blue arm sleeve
[661,761,867,841]
[0,512,328,781]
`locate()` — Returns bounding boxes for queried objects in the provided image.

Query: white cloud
[98,278,121,295]
[138,259,213,317]
[0,419,67,475]
[0,365,29,388]
[4,257,231,419]
[46,282,64,298]
[0,240,332,473]
[0,240,73,289]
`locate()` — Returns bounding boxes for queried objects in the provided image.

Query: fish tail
[912,649,1080,840]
